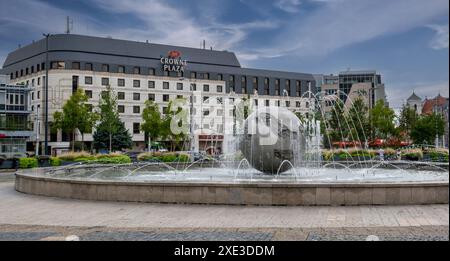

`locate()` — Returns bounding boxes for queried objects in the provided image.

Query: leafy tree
[327,99,349,143]
[369,100,397,139]
[163,98,189,151]
[52,89,97,151]
[410,113,445,145]
[141,100,164,151]
[93,86,132,152]
[398,105,418,138]
[347,98,369,144]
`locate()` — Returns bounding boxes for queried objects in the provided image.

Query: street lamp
[42,33,50,156]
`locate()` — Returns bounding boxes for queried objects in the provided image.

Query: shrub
[19,157,38,169]
[425,148,449,162]
[401,148,423,161]
[58,151,94,161]
[137,152,191,163]
[49,157,61,167]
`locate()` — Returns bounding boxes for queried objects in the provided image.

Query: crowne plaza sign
[160,50,187,72]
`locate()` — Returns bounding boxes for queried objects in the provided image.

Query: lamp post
[42,33,50,156]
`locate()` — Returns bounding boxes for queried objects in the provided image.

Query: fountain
[15,94,449,206]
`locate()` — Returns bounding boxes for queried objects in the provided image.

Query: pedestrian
[378,148,385,161]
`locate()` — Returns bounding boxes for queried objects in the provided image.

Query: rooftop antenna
[65,16,73,34]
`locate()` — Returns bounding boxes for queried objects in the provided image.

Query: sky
[0,0,448,109]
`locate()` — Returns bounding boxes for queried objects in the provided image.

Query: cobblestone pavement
[0,180,448,241]
[0,224,447,241]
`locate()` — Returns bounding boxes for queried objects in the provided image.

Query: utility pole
[35,105,40,156]
[43,33,50,156]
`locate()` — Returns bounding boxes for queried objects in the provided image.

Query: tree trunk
[109,132,112,154]
[72,131,75,152]
[81,132,85,152]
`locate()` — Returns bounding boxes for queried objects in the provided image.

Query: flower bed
[137,152,190,163]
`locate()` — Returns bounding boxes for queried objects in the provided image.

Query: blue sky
[0,0,448,108]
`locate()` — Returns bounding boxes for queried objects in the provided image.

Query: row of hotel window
[12,61,306,96]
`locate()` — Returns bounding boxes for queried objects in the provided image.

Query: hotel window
[241,76,247,94]
[133,123,140,134]
[163,71,169,77]
[32,79,35,87]
[296,81,301,96]
[162,107,169,115]
[203,109,210,116]
[118,92,125,100]
[149,68,155,75]
[306,102,310,108]
[118,65,125,74]
[217,85,223,93]
[275,79,280,95]
[254,99,258,106]
[85,76,93,85]
[296,101,301,108]
[190,72,197,79]
[203,96,209,104]
[101,78,109,86]
[264,78,269,95]
[72,76,79,94]
[133,93,140,101]
[10,73,13,80]
[148,81,155,88]
[203,73,210,80]
[41,62,45,70]
[118,78,125,87]
[85,63,93,71]
[217,74,223,81]
[163,94,170,102]
[102,64,109,72]
[177,71,184,77]
[163,82,169,89]
[38,77,41,85]
[37,64,40,72]
[217,109,223,116]
[285,101,290,107]
[148,93,155,101]
[177,95,183,99]
[37,91,40,99]
[133,67,140,74]
[51,61,65,69]
[133,106,140,114]
[31,66,34,73]
[191,83,197,91]
[133,80,141,88]
[276,100,280,107]
[72,62,80,70]
[285,80,291,95]
[31,92,34,100]
[15,71,18,78]
[229,75,235,90]
[118,105,125,113]
[265,100,269,106]
[252,77,258,93]
[177,83,183,90]
[217,97,223,104]
[203,85,209,92]
[85,90,93,98]
[86,104,93,112]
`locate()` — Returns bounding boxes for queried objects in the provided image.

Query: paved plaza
[0,172,448,241]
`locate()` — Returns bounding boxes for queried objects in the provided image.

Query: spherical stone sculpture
[240,106,306,175]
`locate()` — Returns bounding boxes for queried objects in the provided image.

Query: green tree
[410,113,445,145]
[52,89,97,152]
[369,100,397,140]
[163,98,189,151]
[93,86,132,152]
[347,98,369,144]
[328,99,349,143]
[141,100,164,151]
[398,105,418,138]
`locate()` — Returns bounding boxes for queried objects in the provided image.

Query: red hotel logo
[168,50,182,59]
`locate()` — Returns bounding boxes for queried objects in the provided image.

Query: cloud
[427,24,449,50]
[274,0,302,13]
[271,0,449,57]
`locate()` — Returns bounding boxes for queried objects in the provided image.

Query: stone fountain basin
[15,166,449,206]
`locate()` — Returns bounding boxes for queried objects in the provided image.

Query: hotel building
[1,34,316,155]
